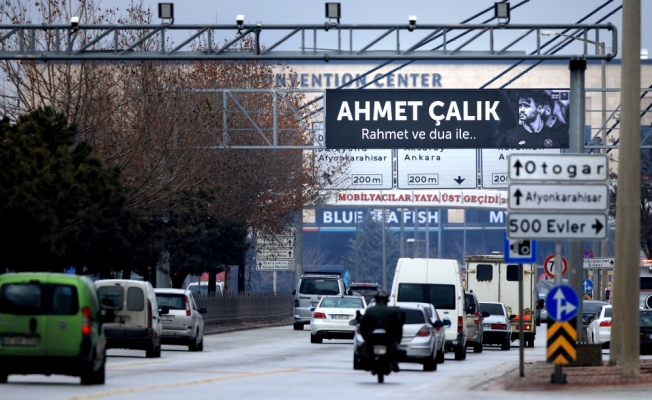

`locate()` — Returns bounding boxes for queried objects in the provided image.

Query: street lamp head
[70,16,80,29]
[494,2,511,24]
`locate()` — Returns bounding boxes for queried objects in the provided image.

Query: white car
[155,288,207,351]
[310,295,366,343]
[353,302,447,372]
[586,305,612,348]
[479,302,512,350]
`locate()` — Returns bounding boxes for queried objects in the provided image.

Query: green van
[0,273,106,384]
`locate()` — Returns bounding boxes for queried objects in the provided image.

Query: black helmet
[375,291,389,304]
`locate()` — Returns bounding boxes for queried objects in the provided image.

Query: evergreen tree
[0,108,150,273]
[341,212,401,285]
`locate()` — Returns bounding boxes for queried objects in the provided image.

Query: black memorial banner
[325,89,570,150]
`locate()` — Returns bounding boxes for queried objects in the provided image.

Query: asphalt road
[3,325,652,400]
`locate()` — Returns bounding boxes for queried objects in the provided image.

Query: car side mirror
[349,319,358,326]
[199,307,208,314]
[346,289,353,295]
[159,306,170,315]
[442,318,452,327]
[482,311,490,318]
[433,320,444,328]
[536,299,544,309]
[292,289,296,296]
[509,315,516,320]
[310,307,315,312]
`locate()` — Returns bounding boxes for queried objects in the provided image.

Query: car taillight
[600,320,611,327]
[356,328,361,335]
[416,327,431,337]
[147,299,153,331]
[82,307,92,336]
[474,311,480,324]
[491,323,507,330]
[294,299,300,307]
[458,316,464,333]
[185,296,192,317]
[512,314,531,321]
[313,312,327,319]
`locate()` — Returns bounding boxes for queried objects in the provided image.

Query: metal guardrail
[195,292,293,326]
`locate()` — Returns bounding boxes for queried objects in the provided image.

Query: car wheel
[353,354,362,370]
[423,350,437,371]
[501,339,511,350]
[81,351,105,385]
[310,335,323,344]
[454,345,465,360]
[197,337,204,352]
[526,336,535,348]
[154,342,162,358]
[473,343,483,353]
[293,322,304,331]
[146,341,156,358]
[189,335,198,352]
[436,347,445,363]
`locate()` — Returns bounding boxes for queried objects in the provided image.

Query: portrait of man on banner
[499,89,570,148]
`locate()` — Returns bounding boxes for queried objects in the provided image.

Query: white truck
[464,254,538,347]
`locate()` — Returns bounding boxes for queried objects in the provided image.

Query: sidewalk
[487,359,652,391]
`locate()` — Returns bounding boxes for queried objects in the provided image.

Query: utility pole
[612,0,641,377]
[568,58,586,339]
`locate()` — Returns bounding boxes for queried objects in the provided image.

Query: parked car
[465,291,488,353]
[0,273,107,384]
[640,309,652,355]
[310,295,366,343]
[95,279,165,358]
[293,271,347,330]
[581,300,608,341]
[353,302,447,371]
[155,288,207,351]
[586,305,612,348]
[479,302,512,350]
[347,282,380,305]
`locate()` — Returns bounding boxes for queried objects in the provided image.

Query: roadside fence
[195,292,293,326]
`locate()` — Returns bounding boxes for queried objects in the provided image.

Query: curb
[204,319,293,335]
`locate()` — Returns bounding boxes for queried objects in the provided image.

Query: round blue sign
[545,284,579,322]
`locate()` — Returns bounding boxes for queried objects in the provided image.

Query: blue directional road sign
[546,285,579,322]
[504,233,537,263]
[582,279,594,294]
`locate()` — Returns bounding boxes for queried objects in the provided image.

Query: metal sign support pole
[519,263,524,377]
[553,240,565,384]
[273,271,277,294]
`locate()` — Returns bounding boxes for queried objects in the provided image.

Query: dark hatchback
[640,310,652,354]
[347,283,380,305]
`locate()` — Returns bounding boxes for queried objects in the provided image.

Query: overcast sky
[101,0,649,54]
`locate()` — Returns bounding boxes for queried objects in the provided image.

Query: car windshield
[320,297,363,308]
[299,278,340,295]
[399,309,426,324]
[156,294,186,310]
[641,311,652,327]
[480,303,504,316]
[583,302,607,314]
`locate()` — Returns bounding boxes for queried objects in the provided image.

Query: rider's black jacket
[359,303,403,344]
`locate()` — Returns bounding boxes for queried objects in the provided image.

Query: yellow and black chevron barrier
[547,317,577,364]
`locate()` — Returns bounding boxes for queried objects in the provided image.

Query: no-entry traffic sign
[544,254,568,278]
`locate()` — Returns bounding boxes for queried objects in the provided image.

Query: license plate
[331,315,350,320]
[2,336,38,347]
[373,345,387,355]
[483,324,490,328]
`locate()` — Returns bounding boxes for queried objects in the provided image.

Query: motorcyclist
[358,291,404,372]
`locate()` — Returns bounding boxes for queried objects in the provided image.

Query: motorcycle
[366,328,398,383]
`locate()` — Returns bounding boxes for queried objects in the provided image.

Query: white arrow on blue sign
[546,284,579,322]
[582,279,594,294]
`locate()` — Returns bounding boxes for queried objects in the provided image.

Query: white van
[390,258,467,360]
[95,280,164,358]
